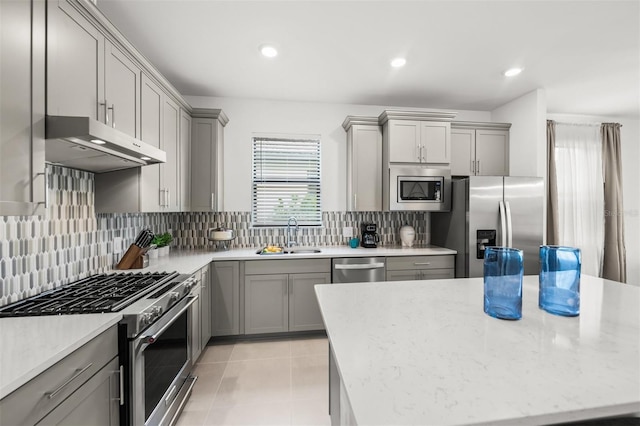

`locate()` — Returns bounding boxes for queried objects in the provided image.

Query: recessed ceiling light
[140,156,151,161]
[391,58,406,68]
[90,139,106,145]
[260,45,278,58]
[504,67,523,77]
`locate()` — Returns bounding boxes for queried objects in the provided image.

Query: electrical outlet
[343,227,353,238]
[113,237,123,254]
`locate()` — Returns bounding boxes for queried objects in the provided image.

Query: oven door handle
[139,295,199,348]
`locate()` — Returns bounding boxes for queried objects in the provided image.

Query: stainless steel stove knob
[151,306,163,316]
[140,313,153,326]
[169,291,180,302]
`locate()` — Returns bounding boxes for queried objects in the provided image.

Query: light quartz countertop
[0,245,454,400]
[124,245,457,275]
[0,313,122,399]
[315,275,640,425]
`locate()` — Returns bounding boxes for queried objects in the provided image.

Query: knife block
[116,245,145,270]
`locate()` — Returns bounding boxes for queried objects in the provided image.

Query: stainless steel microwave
[385,166,451,211]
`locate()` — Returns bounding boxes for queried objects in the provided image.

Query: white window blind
[252,136,322,227]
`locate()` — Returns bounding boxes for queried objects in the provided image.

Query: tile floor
[176,336,331,426]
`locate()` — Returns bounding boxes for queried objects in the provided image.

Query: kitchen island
[315,275,640,425]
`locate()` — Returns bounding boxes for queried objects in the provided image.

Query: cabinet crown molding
[451,121,511,130]
[378,110,457,125]
[342,116,380,131]
[191,108,229,126]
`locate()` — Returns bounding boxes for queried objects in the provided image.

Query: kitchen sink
[256,247,322,255]
[288,247,322,254]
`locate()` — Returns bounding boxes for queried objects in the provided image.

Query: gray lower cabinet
[0,326,120,426]
[289,273,330,331]
[245,274,289,334]
[36,357,120,426]
[200,265,212,348]
[212,261,241,337]
[244,259,330,335]
[385,255,455,281]
[191,272,203,361]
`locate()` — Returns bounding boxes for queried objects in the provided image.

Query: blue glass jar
[483,247,524,320]
[539,246,581,316]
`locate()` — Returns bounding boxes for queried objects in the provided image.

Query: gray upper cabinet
[379,110,456,167]
[104,40,141,138]
[48,0,140,139]
[96,75,188,213]
[179,109,192,212]
[212,261,241,337]
[161,95,181,211]
[47,0,103,121]
[451,122,510,176]
[191,109,228,212]
[343,116,382,211]
[0,0,46,216]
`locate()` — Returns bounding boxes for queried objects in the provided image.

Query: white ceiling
[96,0,640,118]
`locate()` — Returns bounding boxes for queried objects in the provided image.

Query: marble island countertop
[315,275,640,425]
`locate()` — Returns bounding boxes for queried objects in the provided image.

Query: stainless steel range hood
[45,116,166,173]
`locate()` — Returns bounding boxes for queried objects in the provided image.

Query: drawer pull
[45,363,93,399]
[413,262,431,266]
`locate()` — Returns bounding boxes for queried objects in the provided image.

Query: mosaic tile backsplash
[0,165,430,306]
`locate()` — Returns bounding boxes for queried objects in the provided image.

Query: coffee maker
[360,223,379,248]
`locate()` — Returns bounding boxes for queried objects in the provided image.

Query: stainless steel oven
[386,166,451,211]
[0,271,199,426]
[118,274,199,426]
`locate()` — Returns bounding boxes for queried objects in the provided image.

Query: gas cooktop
[0,272,180,317]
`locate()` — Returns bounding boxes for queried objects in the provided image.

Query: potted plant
[152,232,173,256]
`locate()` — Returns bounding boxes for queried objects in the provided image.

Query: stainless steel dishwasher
[332,257,386,283]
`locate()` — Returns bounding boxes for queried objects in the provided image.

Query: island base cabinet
[329,345,356,426]
[36,357,120,426]
[212,261,241,337]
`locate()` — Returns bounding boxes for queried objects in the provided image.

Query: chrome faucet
[286,216,298,248]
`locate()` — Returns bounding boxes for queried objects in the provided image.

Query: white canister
[399,225,416,247]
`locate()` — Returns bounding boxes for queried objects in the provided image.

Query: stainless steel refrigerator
[431,176,544,277]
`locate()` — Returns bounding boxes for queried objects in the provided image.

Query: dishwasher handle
[334,262,385,270]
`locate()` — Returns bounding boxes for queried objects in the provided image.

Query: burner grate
[0,272,177,317]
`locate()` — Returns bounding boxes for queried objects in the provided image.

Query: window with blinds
[251,135,322,227]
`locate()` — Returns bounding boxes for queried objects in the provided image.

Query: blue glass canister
[539,246,581,316]
[483,247,524,320]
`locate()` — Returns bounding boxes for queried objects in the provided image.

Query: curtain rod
[553,121,622,128]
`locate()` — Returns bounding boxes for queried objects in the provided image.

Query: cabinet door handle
[413,262,431,266]
[113,365,125,405]
[109,104,115,128]
[211,192,216,211]
[422,145,426,162]
[46,363,93,399]
[418,145,423,162]
[166,189,170,207]
[99,100,108,124]
[476,160,480,174]
[354,193,357,210]
[471,160,475,174]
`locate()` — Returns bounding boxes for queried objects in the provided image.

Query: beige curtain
[546,120,559,245]
[601,123,626,283]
